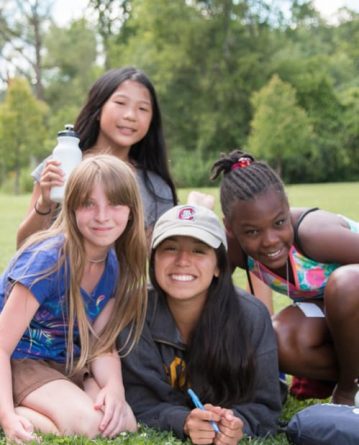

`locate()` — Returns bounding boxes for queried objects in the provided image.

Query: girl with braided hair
[211,149,359,406]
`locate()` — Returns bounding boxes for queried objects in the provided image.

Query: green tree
[248,74,312,180]
[0,0,53,99]
[339,86,359,179]
[41,18,101,145]
[107,0,280,185]
[0,77,48,193]
[43,18,100,111]
[88,0,132,69]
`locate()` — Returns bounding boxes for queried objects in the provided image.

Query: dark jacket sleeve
[120,324,190,439]
[231,291,282,437]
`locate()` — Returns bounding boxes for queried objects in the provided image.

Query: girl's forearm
[0,352,16,422]
[91,351,124,393]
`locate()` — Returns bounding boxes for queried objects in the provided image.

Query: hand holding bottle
[50,124,82,203]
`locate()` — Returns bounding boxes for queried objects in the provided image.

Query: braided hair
[211,149,287,218]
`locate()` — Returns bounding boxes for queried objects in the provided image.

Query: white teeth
[266,250,281,257]
[171,274,194,282]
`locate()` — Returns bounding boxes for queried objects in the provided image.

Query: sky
[53,0,359,26]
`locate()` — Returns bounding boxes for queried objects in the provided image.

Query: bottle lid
[57,124,80,138]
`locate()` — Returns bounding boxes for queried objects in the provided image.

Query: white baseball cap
[151,205,227,250]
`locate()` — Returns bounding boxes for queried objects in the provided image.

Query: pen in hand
[187,388,220,433]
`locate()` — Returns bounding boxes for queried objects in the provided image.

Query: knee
[273,308,319,356]
[273,311,298,349]
[73,409,102,438]
[273,314,301,366]
[325,266,359,317]
[59,406,102,438]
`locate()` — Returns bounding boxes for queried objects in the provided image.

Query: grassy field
[1,182,359,444]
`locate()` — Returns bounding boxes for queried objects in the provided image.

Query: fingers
[215,411,244,445]
[99,403,119,437]
[41,161,64,188]
[184,408,219,444]
[6,416,40,444]
[37,160,64,206]
[100,403,137,437]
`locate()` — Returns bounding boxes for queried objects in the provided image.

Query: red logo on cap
[178,207,195,220]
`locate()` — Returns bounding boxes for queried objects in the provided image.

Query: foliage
[0,77,48,193]
[248,74,313,179]
[1,1,359,186]
[43,19,100,111]
[0,0,53,99]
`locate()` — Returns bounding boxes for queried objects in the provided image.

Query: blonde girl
[0,155,147,443]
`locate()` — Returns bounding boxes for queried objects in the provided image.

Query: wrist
[34,199,52,216]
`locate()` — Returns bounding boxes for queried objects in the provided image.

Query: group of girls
[0,66,358,445]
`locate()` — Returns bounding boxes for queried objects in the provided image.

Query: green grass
[1,182,359,444]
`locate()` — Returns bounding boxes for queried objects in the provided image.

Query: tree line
[1,0,358,193]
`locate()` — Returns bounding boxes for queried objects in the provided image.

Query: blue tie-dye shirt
[0,234,118,362]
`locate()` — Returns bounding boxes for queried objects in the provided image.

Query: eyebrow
[112,92,151,105]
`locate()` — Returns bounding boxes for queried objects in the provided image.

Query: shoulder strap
[244,252,256,296]
[293,207,319,257]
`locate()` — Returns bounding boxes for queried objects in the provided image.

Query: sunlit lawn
[1,182,359,444]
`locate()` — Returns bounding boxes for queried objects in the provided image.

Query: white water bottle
[50,124,82,203]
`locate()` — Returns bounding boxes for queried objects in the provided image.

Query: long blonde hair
[10,155,147,373]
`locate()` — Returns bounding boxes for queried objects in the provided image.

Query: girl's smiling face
[227,188,294,271]
[154,236,219,306]
[75,182,131,257]
[96,80,153,152]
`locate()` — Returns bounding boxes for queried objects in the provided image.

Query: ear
[214,266,220,278]
[223,216,234,238]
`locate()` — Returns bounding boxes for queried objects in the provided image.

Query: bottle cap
[57,124,79,138]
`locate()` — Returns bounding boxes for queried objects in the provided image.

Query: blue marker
[187,388,220,433]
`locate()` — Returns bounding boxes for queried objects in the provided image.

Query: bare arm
[91,300,124,392]
[16,160,64,248]
[296,210,359,264]
[0,284,40,442]
[90,300,136,435]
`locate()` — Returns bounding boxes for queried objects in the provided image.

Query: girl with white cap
[120,204,282,445]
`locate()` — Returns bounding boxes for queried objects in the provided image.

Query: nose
[95,205,110,222]
[175,250,191,266]
[123,106,136,121]
[261,229,279,247]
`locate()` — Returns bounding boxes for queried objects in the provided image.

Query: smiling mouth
[265,249,282,258]
[118,126,136,133]
[170,274,195,282]
[92,227,112,232]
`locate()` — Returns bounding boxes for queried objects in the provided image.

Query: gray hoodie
[120,287,282,440]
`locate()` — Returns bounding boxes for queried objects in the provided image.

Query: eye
[158,241,177,252]
[193,247,206,254]
[275,216,288,228]
[82,199,94,208]
[245,228,259,236]
[139,106,150,112]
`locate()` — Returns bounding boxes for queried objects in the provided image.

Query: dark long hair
[149,244,255,406]
[75,66,177,205]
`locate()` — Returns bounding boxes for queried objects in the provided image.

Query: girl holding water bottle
[17,67,177,247]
